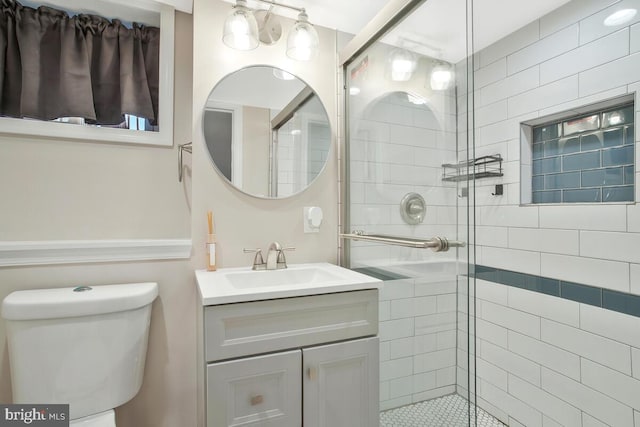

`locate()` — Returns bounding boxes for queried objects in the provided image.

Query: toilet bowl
[1,282,158,426]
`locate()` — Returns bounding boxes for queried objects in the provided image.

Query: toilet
[1,282,158,427]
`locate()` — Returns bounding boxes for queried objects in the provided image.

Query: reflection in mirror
[203,66,331,198]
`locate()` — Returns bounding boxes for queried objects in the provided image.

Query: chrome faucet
[266,242,282,270]
[244,243,295,270]
[266,242,295,270]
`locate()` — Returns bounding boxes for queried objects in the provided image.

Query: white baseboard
[0,239,192,267]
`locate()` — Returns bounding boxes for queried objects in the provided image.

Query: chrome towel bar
[340,231,465,252]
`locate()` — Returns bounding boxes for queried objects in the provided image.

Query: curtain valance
[0,0,160,126]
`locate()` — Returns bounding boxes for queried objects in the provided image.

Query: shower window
[522,97,635,204]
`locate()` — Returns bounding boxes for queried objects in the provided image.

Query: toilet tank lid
[1,282,158,320]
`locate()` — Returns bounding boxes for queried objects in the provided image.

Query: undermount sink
[196,262,382,305]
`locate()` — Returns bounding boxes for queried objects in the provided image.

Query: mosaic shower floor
[380,394,506,427]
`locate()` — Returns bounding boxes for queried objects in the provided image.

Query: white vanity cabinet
[200,288,380,427]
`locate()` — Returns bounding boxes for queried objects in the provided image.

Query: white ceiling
[227,0,573,62]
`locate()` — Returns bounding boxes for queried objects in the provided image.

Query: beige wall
[0,11,196,427]
[242,106,270,196]
[192,0,339,270]
[0,20,192,240]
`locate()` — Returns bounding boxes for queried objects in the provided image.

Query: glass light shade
[389,49,417,82]
[286,11,319,61]
[430,63,453,90]
[222,0,259,51]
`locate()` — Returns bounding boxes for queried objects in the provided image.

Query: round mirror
[203,66,331,198]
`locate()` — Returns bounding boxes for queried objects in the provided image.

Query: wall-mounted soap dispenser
[304,207,323,233]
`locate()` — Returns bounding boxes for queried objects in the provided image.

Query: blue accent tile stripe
[560,281,602,306]
[603,290,640,317]
[353,267,409,281]
[473,265,640,318]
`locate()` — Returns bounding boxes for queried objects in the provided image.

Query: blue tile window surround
[531,103,635,204]
[473,265,640,318]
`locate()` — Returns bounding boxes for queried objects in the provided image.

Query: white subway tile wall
[540,253,630,292]
[470,280,640,426]
[379,275,458,411]
[460,0,640,423]
[349,88,458,267]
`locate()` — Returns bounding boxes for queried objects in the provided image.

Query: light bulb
[430,63,453,91]
[287,11,319,61]
[389,49,417,82]
[222,0,259,51]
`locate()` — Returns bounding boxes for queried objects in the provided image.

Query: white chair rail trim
[0,239,192,267]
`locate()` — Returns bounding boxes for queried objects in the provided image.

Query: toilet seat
[70,410,115,427]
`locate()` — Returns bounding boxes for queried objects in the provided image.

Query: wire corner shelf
[441,154,503,182]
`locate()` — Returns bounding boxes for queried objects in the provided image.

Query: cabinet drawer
[207,350,301,427]
[205,289,378,362]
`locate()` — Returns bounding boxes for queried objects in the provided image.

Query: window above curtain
[0,0,160,127]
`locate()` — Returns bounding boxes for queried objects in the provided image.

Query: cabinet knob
[250,394,264,406]
[307,367,317,381]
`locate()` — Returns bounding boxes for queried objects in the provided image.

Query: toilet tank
[1,282,158,420]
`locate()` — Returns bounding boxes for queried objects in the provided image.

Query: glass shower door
[342,0,484,425]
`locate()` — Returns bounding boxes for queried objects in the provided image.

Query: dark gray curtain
[0,0,160,125]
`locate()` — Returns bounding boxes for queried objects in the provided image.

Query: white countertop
[196,262,382,305]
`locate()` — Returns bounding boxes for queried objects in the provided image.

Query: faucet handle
[276,246,295,267]
[243,248,265,270]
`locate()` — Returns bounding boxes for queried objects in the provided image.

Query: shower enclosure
[340,0,481,425]
[343,0,640,426]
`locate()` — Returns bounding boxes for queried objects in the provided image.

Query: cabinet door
[207,350,301,427]
[303,337,379,427]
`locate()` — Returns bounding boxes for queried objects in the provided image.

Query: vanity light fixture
[223,0,320,61]
[604,8,637,26]
[389,48,417,82]
[286,10,320,60]
[222,0,259,50]
[430,62,453,91]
